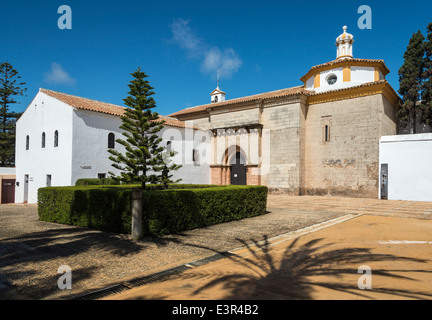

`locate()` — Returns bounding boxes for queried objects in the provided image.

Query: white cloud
[171,19,201,57]
[171,19,242,79]
[44,63,76,86]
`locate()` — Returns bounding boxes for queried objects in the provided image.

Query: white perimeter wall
[379,133,432,201]
[15,92,74,203]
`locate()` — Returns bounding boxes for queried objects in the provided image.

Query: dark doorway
[1,179,16,204]
[230,152,247,185]
[24,175,29,204]
[380,164,388,200]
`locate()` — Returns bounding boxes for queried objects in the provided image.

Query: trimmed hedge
[75,178,221,190]
[38,185,268,237]
[75,178,121,186]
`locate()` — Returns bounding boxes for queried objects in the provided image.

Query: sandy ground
[106,214,432,300]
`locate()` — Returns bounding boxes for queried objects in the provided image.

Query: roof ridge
[39,88,195,129]
[169,85,306,117]
[40,88,126,109]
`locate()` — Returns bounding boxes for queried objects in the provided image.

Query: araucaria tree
[108,68,181,190]
[0,62,26,166]
[397,31,425,133]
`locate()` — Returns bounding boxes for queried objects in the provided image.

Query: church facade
[15,26,400,203]
[169,26,400,198]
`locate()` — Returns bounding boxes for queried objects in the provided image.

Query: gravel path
[1,195,430,300]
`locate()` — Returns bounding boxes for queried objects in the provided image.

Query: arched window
[42,132,46,148]
[54,130,59,147]
[26,135,30,150]
[108,133,115,149]
[167,141,172,153]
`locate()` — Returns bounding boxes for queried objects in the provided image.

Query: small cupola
[210,71,226,103]
[336,26,354,60]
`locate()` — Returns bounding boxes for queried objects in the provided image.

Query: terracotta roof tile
[41,88,126,116]
[169,85,308,117]
[40,88,195,129]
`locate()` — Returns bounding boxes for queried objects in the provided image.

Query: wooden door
[1,179,16,204]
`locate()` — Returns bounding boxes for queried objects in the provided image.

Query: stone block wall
[304,94,397,198]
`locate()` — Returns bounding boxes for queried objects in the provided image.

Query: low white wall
[0,167,16,175]
[379,133,432,201]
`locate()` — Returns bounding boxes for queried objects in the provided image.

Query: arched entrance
[228,150,247,185]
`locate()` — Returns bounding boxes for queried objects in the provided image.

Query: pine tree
[421,23,432,126]
[0,62,26,166]
[397,31,425,133]
[108,68,180,190]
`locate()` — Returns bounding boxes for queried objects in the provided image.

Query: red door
[1,179,16,204]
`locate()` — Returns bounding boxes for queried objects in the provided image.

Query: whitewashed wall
[15,92,210,203]
[71,113,210,185]
[351,66,375,84]
[15,92,74,203]
[379,133,432,201]
[71,109,124,184]
[159,125,211,184]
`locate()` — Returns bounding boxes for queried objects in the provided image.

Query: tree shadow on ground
[0,226,184,299]
[177,237,432,300]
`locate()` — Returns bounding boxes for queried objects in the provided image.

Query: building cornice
[306,80,401,106]
[300,59,390,84]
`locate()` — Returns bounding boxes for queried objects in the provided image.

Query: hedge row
[75,178,222,190]
[38,185,268,237]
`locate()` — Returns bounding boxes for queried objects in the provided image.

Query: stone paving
[1,195,431,300]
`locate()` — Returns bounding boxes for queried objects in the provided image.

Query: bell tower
[210,71,226,103]
[336,26,354,60]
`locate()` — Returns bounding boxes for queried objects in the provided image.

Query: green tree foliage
[0,62,26,166]
[397,31,425,133]
[421,23,432,125]
[108,68,181,189]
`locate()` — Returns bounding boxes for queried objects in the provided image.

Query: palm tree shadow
[179,237,432,300]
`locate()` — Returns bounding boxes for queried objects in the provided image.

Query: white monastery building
[15,90,209,204]
[15,26,402,203]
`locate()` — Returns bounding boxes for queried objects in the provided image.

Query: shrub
[75,178,120,186]
[38,185,268,237]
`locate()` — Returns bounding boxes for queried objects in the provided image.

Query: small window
[108,133,115,149]
[167,141,172,153]
[42,132,46,148]
[54,130,59,147]
[193,149,199,164]
[324,125,330,142]
[46,175,52,187]
[26,135,30,150]
[98,173,106,180]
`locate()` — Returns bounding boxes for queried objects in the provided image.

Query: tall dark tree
[421,23,432,126]
[397,31,425,133]
[0,62,26,166]
[108,68,180,190]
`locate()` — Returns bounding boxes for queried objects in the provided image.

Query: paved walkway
[1,195,432,300]
[107,213,432,300]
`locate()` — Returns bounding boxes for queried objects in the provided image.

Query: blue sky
[2,0,432,116]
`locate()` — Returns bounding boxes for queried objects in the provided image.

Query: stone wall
[304,94,397,198]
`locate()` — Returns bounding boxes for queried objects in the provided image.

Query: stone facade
[170,78,399,198]
[169,28,400,198]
